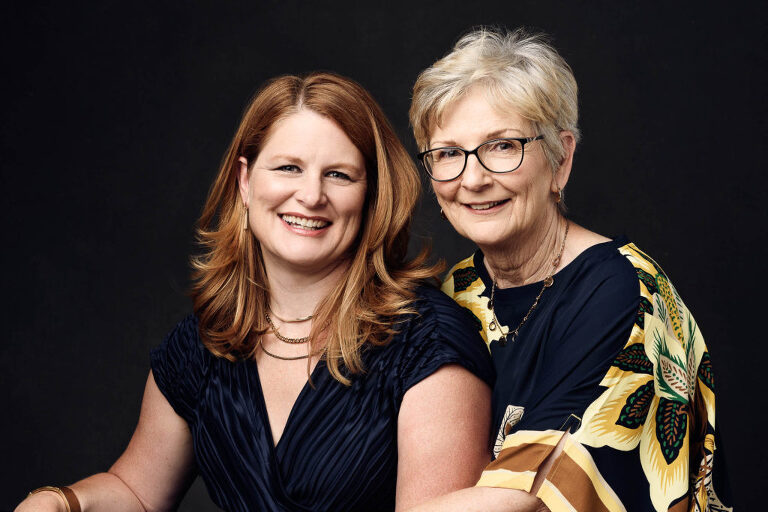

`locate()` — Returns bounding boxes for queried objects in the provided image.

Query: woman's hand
[15,490,67,512]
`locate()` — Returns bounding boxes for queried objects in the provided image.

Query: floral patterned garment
[442,239,732,512]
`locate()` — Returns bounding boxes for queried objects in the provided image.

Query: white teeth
[469,200,504,210]
[281,215,330,229]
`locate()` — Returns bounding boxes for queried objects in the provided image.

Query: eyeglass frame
[416,135,544,182]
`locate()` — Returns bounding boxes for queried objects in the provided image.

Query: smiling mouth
[280,214,331,230]
[466,199,509,211]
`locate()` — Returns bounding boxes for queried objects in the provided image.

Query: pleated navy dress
[150,285,494,512]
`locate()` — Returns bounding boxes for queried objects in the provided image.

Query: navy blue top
[446,238,733,511]
[474,237,639,436]
[150,285,494,512]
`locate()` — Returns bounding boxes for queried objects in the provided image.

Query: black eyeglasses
[417,135,544,182]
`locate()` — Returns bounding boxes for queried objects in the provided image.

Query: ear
[551,130,576,193]
[237,156,250,206]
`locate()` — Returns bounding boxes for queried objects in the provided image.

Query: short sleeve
[391,286,495,407]
[150,314,210,422]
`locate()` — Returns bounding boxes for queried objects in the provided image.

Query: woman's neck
[263,257,349,319]
[482,212,566,289]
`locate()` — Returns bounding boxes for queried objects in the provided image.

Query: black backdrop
[2,1,763,510]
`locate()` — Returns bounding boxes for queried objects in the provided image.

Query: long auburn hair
[191,72,440,384]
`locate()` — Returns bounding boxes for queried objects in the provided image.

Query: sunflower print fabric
[442,242,732,512]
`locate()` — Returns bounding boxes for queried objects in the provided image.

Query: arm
[407,487,546,512]
[394,364,490,510]
[16,371,196,512]
[405,434,569,512]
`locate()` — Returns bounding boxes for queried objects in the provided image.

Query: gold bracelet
[28,486,81,512]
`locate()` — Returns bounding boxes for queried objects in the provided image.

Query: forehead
[431,86,531,143]
[259,109,364,164]
[263,109,346,146]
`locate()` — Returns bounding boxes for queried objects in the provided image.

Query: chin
[453,223,508,249]
[289,252,348,272]
[456,232,501,250]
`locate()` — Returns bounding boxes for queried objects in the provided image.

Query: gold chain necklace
[265,313,310,344]
[488,220,569,347]
[267,305,313,323]
[260,344,322,361]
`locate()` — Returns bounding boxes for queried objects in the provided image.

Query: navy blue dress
[151,285,494,512]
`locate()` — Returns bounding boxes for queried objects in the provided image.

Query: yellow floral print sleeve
[445,242,732,512]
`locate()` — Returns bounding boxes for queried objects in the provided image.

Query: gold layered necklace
[488,220,569,347]
[260,344,322,361]
[265,313,310,344]
[267,305,313,323]
[260,306,324,360]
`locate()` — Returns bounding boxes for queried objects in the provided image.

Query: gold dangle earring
[555,188,563,203]
[240,157,252,232]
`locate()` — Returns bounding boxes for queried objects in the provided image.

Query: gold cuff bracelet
[27,486,81,512]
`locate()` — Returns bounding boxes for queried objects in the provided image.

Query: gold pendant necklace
[488,220,569,347]
[265,313,310,344]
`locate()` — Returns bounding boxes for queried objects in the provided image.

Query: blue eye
[275,164,301,173]
[326,170,351,180]
[435,148,462,161]
[486,140,522,154]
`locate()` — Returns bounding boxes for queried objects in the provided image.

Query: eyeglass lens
[423,139,525,181]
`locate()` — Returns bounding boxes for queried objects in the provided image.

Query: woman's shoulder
[153,313,206,356]
[382,283,494,391]
[572,237,639,291]
[613,241,700,338]
[150,313,211,421]
[569,234,677,289]
[592,239,690,311]
[409,283,485,334]
[614,241,675,283]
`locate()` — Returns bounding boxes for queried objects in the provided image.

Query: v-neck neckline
[252,358,326,451]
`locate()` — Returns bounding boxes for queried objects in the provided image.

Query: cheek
[502,168,547,198]
[342,189,367,225]
[251,179,292,209]
[530,172,554,201]
[432,182,458,204]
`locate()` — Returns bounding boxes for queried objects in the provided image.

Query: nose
[296,173,327,208]
[459,153,492,191]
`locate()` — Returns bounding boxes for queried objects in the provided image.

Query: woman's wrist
[17,489,66,512]
[26,486,81,512]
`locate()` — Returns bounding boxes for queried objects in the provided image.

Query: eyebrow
[265,154,305,165]
[264,155,363,174]
[325,161,365,175]
[430,128,526,148]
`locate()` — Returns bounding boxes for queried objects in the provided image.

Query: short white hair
[410,27,580,179]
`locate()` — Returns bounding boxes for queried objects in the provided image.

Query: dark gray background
[2,1,763,510]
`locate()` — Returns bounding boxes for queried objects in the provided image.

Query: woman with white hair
[408,28,732,511]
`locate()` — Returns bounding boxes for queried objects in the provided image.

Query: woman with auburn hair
[408,28,731,512]
[16,72,493,512]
